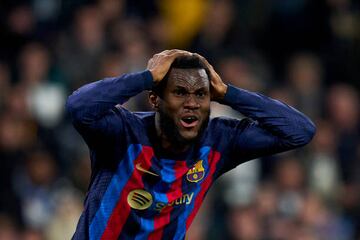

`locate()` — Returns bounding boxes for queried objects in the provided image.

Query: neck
[155,113,190,153]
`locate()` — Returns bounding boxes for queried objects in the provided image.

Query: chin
[180,133,198,142]
[178,128,202,142]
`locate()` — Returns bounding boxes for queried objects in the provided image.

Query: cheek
[160,99,182,117]
[200,101,211,115]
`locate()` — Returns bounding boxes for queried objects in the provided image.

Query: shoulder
[117,107,155,130]
[104,106,153,135]
[133,111,156,119]
[201,117,253,148]
[113,106,154,121]
[209,116,253,130]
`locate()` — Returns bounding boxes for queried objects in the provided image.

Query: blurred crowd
[0,0,359,239]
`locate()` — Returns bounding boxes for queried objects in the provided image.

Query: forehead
[167,68,209,89]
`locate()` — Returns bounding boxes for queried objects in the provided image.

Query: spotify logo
[127,189,153,210]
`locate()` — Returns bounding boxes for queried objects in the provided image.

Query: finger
[170,51,193,60]
[152,49,171,57]
[193,53,211,68]
[167,49,187,53]
[197,54,213,66]
[147,58,154,66]
[162,49,172,54]
[193,53,220,82]
[168,49,192,56]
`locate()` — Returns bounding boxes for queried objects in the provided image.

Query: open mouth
[180,116,199,128]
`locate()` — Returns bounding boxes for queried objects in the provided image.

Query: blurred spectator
[190,0,239,60]
[21,228,44,240]
[69,152,91,194]
[221,160,260,207]
[0,63,11,110]
[13,149,58,229]
[219,54,268,92]
[300,193,352,240]
[274,156,305,218]
[326,83,360,237]
[285,52,324,119]
[267,86,296,107]
[109,19,150,72]
[97,52,125,78]
[325,0,360,87]
[326,84,359,183]
[308,119,340,202]
[227,206,262,240]
[18,42,66,128]
[0,4,36,67]
[0,214,18,240]
[97,0,125,25]
[57,5,105,89]
[44,188,84,240]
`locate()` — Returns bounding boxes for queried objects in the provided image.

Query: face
[153,68,211,144]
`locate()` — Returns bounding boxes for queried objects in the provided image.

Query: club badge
[187,160,205,183]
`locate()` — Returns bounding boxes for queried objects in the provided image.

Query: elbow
[301,119,316,144]
[291,119,316,147]
[65,92,82,123]
[65,94,76,116]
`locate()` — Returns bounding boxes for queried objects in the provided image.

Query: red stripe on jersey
[167,161,188,202]
[101,146,154,240]
[185,150,221,229]
[148,160,187,240]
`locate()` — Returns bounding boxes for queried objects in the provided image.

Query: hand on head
[193,53,228,101]
[147,49,228,101]
[147,49,192,83]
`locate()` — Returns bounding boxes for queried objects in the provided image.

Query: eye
[195,91,207,98]
[173,89,187,96]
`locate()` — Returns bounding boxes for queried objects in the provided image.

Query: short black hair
[152,55,210,97]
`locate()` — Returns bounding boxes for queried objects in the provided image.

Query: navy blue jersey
[66,70,315,240]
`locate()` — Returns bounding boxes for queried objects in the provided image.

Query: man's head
[149,55,211,146]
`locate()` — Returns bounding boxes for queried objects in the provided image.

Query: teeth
[182,116,197,124]
[183,117,196,120]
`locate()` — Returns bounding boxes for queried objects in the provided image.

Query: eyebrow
[173,86,209,92]
[195,87,208,91]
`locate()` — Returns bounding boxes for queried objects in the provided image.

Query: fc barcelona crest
[187,160,205,183]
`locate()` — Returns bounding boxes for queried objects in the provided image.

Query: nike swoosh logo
[136,163,159,177]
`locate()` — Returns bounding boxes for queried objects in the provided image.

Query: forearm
[66,70,153,125]
[221,85,316,147]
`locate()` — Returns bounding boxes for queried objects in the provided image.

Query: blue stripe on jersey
[134,217,154,240]
[155,159,178,202]
[89,144,142,239]
[153,159,180,239]
[173,146,211,240]
[153,191,169,205]
[153,158,178,204]
[160,158,178,182]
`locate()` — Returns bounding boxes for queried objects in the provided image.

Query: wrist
[149,70,159,83]
[219,84,228,99]
[217,84,236,105]
[143,70,155,89]
[214,83,228,101]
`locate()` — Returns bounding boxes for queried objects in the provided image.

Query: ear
[148,91,160,110]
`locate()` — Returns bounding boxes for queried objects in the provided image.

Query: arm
[66,71,153,147]
[196,54,316,161]
[66,49,192,147]
[222,85,316,159]
[66,71,153,128]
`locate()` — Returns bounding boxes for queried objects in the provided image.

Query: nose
[183,94,200,109]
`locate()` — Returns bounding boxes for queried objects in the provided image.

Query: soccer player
[67,49,315,239]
